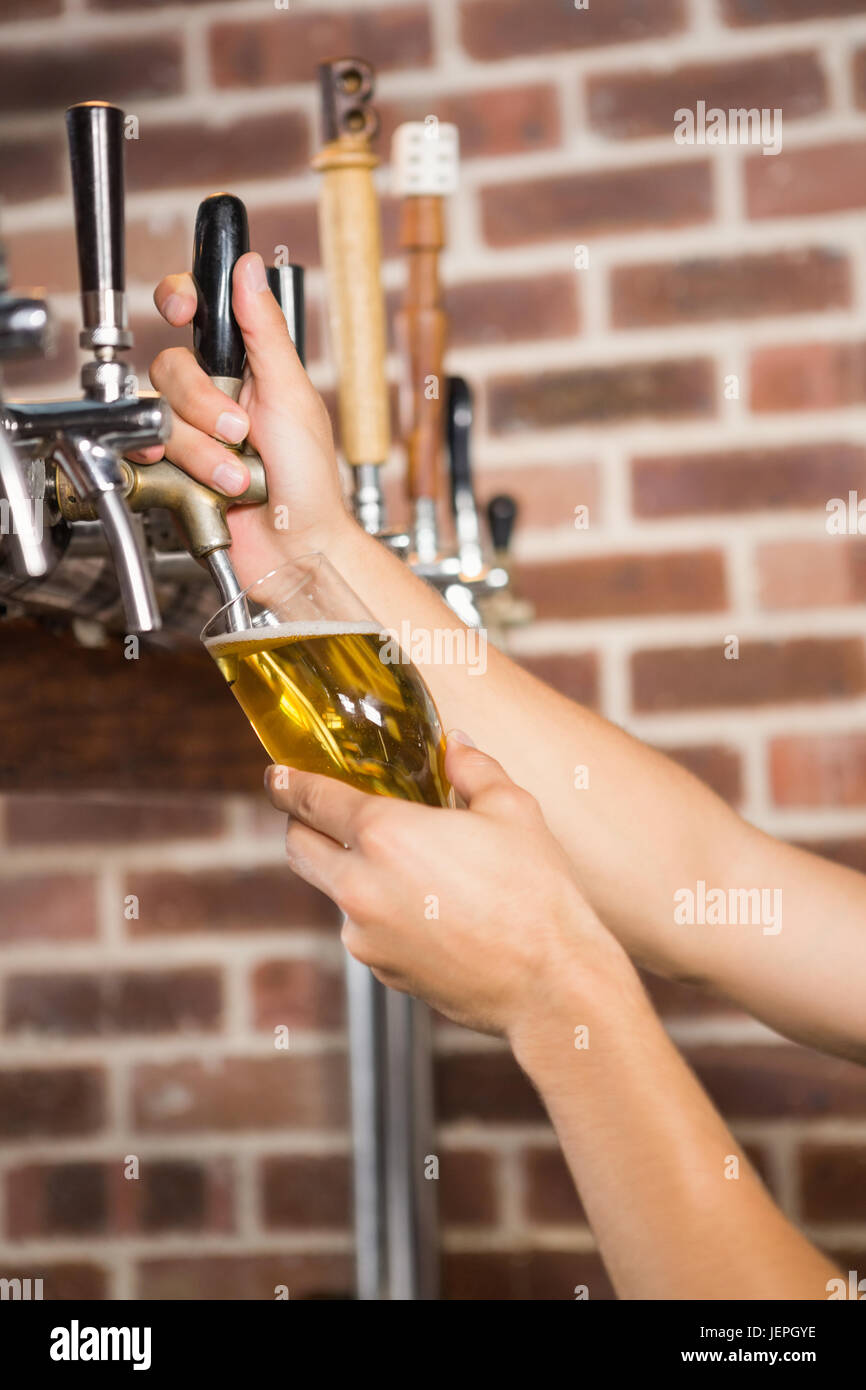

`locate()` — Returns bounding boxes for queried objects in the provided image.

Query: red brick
[435,1050,547,1124]
[7,1157,232,1239]
[124,867,340,936]
[460,0,685,60]
[520,550,726,622]
[481,161,712,247]
[443,1248,614,1300]
[688,1045,866,1118]
[6,214,189,299]
[757,538,866,610]
[0,1262,107,1300]
[633,443,866,518]
[379,84,560,160]
[0,1068,104,1139]
[0,37,183,113]
[641,970,740,1019]
[632,637,866,713]
[855,48,866,110]
[525,1147,586,1225]
[0,133,65,204]
[138,1252,354,1300]
[489,359,714,434]
[125,112,309,194]
[7,1162,105,1238]
[589,53,826,140]
[1,0,60,13]
[750,341,866,413]
[210,7,432,88]
[4,969,222,1036]
[612,249,849,328]
[132,1055,348,1132]
[746,140,866,220]
[261,1154,351,1229]
[795,837,866,875]
[5,794,224,846]
[439,1150,499,1227]
[0,874,97,945]
[722,0,866,21]
[252,959,345,1032]
[475,461,600,532]
[447,272,579,348]
[770,733,866,808]
[800,1145,866,1221]
[249,202,320,273]
[658,744,743,805]
[515,652,599,709]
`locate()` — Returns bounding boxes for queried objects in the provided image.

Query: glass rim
[199,551,326,642]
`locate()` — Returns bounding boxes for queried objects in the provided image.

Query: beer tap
[2,102,170,632]
[0,237,53,580]
[312,58,407,554]
[390,123,507,628]
[54,193,271,633]
[392,119,456,568]
[483,493,535,630]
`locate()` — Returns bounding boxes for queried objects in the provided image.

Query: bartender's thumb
[445,732,536,819]
[231,252,306,396]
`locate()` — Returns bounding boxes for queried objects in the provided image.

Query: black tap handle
[192,193,249,380]
[487,494,518,553]
[65,102,126,300]
[446,375,474,513]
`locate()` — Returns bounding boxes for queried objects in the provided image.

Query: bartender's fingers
[125,444,166,464]
[153,414,250,496]
[266,765,378,849]
[282,818,349,898]
[150,346,250,446]
[154,272,197,326]
[231,253,307,396]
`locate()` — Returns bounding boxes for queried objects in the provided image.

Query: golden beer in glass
[202,554,450,807]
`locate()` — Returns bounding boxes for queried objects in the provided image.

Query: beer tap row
[0,58,531,639]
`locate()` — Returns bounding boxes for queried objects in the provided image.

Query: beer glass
[201,553,451,807]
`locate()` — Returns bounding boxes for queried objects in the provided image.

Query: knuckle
[489,783,537,819]
[339,899,374,949]
[354,801,392,855]
[149,346,185,388]
[337,867,379,925]
[292,777,322,825]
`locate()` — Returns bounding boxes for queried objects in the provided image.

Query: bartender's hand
[135,252,351,586]
[264,732,634,1038]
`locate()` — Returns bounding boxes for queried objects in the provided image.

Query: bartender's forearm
[324,515,866,1061]
[509,954,839,1301]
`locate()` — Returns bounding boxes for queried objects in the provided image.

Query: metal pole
[344,947,389,1300]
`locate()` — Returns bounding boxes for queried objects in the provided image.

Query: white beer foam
[205,619,381,652]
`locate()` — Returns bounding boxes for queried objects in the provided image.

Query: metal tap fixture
[0,236,54,581]
[52,193,300,633]
[391,123,508,629]
[0,101,171,633]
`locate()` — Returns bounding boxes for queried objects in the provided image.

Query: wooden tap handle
[396,194,447,504]
[312,60,389,468]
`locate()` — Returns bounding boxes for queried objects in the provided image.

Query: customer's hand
[265,733,631,1038]
[135,252,354,586]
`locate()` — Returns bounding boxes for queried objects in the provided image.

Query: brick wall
[2,0,866,1300]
